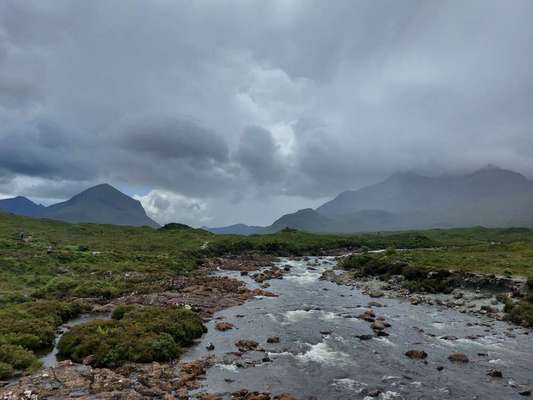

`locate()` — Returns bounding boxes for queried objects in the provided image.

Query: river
[184,256,533,399]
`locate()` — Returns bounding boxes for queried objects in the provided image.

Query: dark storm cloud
[1,0,533,225]
[235,126,283,185]
[116,116,230,163]
[0,119,92,179]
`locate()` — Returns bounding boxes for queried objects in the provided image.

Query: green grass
[2,213,533,376]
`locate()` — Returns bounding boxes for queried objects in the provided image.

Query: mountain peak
[469,166,526,181]
[43,184,159,228]
[0,196,45,217]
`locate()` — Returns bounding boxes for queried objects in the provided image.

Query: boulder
[405,350,428,360]
[215,322,235,331]
[487,369,503,378]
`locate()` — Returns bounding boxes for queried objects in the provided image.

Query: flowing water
[40,313,110,368]
[184,257,533,399]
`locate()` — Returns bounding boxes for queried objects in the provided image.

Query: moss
[57,305,206,367]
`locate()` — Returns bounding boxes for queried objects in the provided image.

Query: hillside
[42,184,160,228]
[0,196,45,217]
[267,167,533,233]
[1,184,160,228]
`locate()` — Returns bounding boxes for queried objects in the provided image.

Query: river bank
[2,254,532,399]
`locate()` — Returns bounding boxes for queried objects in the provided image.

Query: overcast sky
[1,1,533,226]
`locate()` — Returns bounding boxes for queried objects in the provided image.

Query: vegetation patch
[504,294,533,327]
[340,253,457,293]
[57,305,206,367]
[0,300,87,352]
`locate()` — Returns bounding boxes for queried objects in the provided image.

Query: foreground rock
[0,358,215,400]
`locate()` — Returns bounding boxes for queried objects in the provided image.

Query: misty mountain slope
[264,209,334,233]
[0,196,45,217]
[268,167,533,233]
[42,184,160,228]
[205,224,262,235]
[263,208,400,233]
[318,167,532,217]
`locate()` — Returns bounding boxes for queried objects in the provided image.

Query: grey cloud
[235,126,284,185]
[116,116,229,163]
[0,119,92,180]
[1,0,533,225]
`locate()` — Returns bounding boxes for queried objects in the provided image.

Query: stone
[405,350,428,360]
[487,369,503,378]
[235,339,259,352]
[371,321,386,331]
[215,322,235,331]
[448,352,469,363]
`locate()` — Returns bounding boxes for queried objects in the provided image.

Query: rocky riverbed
[2,255,532,399]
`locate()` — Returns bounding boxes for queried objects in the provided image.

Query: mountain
[205,223,262,235]
[0,196,45,216]
[0,184,159,228]
[42,184,159,228]
[264,208,399,233]
[264,209,333,233]
[266,167,533,233]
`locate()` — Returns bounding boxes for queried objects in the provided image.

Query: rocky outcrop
[0,358,215,400]
[203,255,275,272]
[118,275,276,318]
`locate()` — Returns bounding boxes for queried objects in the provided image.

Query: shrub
[0,345,41,378]
[0,345,39,370]
[505,301,533,327]
[0,362,14,380]
[0,300,86,351]
[58,305,206,368]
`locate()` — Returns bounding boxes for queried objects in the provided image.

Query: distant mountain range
[204,223,262,235]
[208,166,533,234]
[4,166,533,233]
[0,184,159,228]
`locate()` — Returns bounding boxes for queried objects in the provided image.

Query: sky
[1,0,533,227]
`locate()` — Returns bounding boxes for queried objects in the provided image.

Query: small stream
[184,257,533,399]
[40,313,110,368]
